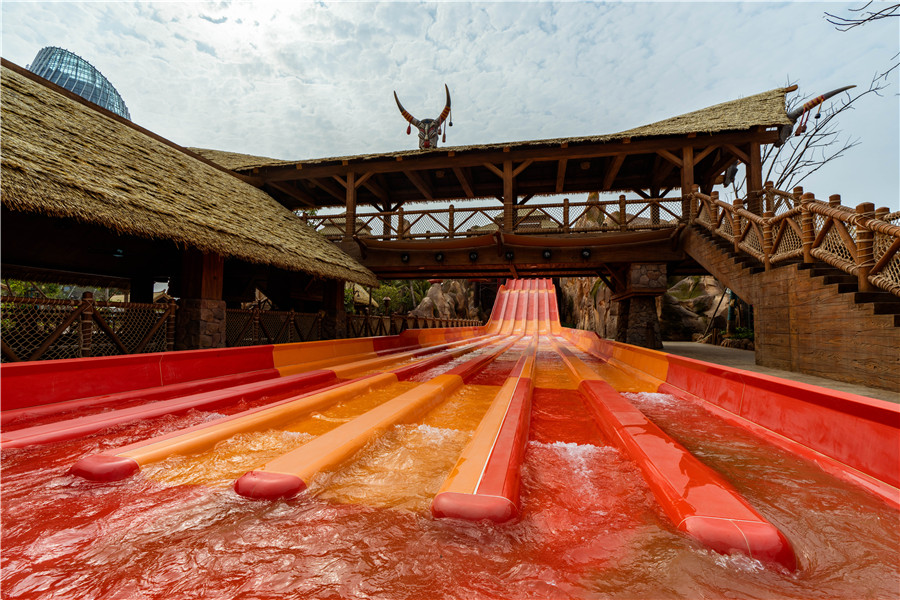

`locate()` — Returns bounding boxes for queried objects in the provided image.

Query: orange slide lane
[549,336,797,570]
[233,335,522,500]
[69,335,501,482]
[431,333,539,522]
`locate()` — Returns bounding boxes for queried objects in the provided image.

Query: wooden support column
[800,192,816,264]
[746,142,763,215]
[176,248,226,350]
[321,278,347,340]
[344,171,357,242]
[680,146,694,221]
[503,159,515,232]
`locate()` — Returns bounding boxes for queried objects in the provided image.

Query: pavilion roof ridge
[191,86,792,173]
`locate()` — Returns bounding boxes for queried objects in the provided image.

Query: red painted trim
[1,369,279,426]
[2,370,336,449]
[0,345,277,410]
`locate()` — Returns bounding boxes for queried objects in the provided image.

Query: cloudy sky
[2,1,898,209]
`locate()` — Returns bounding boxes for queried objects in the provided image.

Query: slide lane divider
[549,336,797,571]
[233,335,522,500]
[431,335,538,522]
[6,333,498,450]
[69,335,503,482]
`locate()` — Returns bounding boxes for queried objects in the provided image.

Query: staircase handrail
[691,189,900,298]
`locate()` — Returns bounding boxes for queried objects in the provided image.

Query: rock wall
[408,280,484,321]
[559,275,728,342]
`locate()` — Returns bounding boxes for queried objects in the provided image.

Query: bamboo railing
[346,314,481,338]
[692,183,900,297]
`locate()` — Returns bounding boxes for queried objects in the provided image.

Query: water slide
[3,279,898,575]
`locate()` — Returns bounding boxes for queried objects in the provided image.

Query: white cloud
[1,1,897,208]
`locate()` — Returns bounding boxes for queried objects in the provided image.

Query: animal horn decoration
[394,84,452,149]
[777,85,856,145]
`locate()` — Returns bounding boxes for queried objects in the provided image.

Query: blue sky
[2,1,898,209]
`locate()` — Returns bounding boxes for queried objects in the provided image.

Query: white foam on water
[528,440,615,480]
[694,548,767,573]
[409,423,461,442]
[623,392,678,407]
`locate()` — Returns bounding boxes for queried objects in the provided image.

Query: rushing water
[2,345,898,599]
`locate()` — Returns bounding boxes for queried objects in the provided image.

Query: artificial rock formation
[408,279,483,321]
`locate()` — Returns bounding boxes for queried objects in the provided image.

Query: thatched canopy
[0,61,377,287]
[192,87,792,172]
[187,87,792,211]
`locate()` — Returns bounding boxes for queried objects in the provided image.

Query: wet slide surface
[2,280,898,599]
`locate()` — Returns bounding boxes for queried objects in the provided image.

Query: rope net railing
[1,293,175,363]
[691,184,900,297]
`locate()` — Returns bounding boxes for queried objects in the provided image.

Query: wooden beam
[503,160,514,232]
[602,154,626,191]
[267,181,316,207]
[725,143,750,164]
[483,162,504,179]
[345,172,357,240]
[404,170,433,200]
[308,177,346,202]
[694,145,718,163]
[256,129,782,183]
[657,149,683,168]
[453,166,475,198]
[354,171,374,189]
[512,159,534,178]
[361,178,390,204]
[631,188,650,199]
[555,158,568,193]
[517,194,535,206]
[680,146,694,219]
[746,141,763,214]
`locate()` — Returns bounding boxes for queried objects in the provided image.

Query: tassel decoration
[407,124,411,135]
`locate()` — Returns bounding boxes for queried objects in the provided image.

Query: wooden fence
[1,292,176,363]
[692,183,900,297]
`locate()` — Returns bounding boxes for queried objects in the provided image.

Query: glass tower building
[28,47,131,120]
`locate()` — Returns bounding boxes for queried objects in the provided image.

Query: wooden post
[618,195,627,231]
[690,184,700,221]
[397,206,406,238]
[829,194,841,207]
[680,146,694,221]
[875,207,889,220]
[732,197,743,254]
[563,198,570,232]
[165,300,176,351]
[800,192,816,264]
[344,172,356,242]
[710,191,719,228]
[856,202,876,292]
[792,186,803,209]
[746,142,763,215]
[79,291,93,358]
[503,160,514,232]
[448,204,455,237]
[763,210,775,271]
[764,181,774,213]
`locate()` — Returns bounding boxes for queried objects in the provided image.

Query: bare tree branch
[825,2,899,30]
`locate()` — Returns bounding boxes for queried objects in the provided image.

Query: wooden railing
[302,195,684,241]
[1,292,176,362]
[692,183,900,297]
[347,314,482,338]
[225,309,325,347]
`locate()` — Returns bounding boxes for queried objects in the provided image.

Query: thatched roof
[0,62,377,287]
[192,87,792,172]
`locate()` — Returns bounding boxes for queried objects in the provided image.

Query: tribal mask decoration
[394,84,452,149]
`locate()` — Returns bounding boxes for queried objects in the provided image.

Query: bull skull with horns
[777,85,855,146]
[394,84,452,149]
